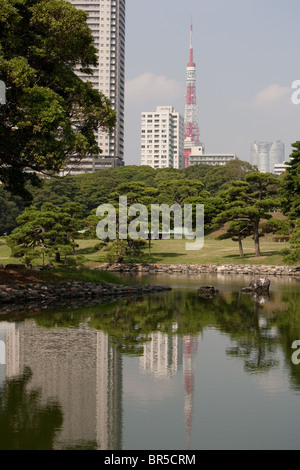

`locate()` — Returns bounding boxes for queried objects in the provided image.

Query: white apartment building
[188,146,237,166]
[140,106,184,169]
[64,0,126,174]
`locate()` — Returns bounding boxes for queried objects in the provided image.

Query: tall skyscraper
[140,106,184,169]
[65,0,125,174]
[184,21,203,168]
[250,140,285,173]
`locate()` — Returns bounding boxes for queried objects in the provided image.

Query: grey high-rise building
[63,0,126,174]
[250,140,285,174]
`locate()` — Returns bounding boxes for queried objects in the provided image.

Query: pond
[0,273,300,450]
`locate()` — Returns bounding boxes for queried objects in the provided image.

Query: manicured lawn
[0,235,292,268]
[142,237,290,265]
[78,235,291,267]
[0,238,19,265]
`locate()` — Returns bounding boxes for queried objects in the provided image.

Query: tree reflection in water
[226,291,280,373]
[0,367,63,450]
[33,285,300,386]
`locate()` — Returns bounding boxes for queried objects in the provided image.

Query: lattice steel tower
[184,21,202,167]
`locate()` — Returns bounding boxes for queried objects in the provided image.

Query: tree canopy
[280,141,300,220]
[214,173,281,257]
[0,0,116,198]
[7,201,82,264]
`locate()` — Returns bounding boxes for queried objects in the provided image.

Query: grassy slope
[0,234,292,270]
[75,236,291,267]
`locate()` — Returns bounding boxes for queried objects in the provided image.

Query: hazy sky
[124,0,300,166]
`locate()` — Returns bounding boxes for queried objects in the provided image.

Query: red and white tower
[184,21,203,167]
[183,334,199,450]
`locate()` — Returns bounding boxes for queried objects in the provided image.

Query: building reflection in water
[0,321,123,450]
[140,324,183,377]
[140,324,199,449]
[0,319,200,450]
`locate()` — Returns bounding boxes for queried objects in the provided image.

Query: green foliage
[0,155,293,243]
[217,220,253,258]
[183,159,257,194]
[54,267,124,284]
[31,287,289,366]
[0,367,63,450]
[0,0,115,198]
[280,141,300,220]
[261,218,290,236]
[6,202,83,265]
[0,186,26,234]
[156,178,206,205]
[214,173,281,257]
[104,239,147,263]
[283,219,300,264]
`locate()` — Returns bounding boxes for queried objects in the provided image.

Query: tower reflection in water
[0,319,199,450]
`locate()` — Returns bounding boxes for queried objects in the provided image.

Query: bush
[104,239,148,263]
[104,240,128,263]
[280,248,291,256]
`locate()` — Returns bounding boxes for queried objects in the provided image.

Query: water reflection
[0,367,63,450]
[0,321,122,450]
[0,277,300,449]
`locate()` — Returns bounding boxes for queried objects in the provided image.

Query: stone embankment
[0,281,172,311]
[95,263,300,277]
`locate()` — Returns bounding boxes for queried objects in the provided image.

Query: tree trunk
[55,252,61,263]
[238,234,244,258]
[253,220,261,257]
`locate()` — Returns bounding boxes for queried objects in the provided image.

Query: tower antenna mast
[184,19,202,167]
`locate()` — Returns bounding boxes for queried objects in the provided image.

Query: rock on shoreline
[0,281,172,309]
[94,263,300,277]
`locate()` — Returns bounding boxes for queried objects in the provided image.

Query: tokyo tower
[183,334,199,450]
[184,21,202,167]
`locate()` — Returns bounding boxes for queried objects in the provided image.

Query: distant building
[188,146,237,166]
[63,0,126,174]
[250,141,285,174]
[140,106,184,169]
[273,162,289,176]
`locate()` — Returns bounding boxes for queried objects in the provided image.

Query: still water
[1,273,300,450]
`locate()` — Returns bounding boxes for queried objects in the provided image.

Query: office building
[140,106,184,169]
[64,0,126,174]
[273,162,289,176]
[188,146,237,166]
[250,141,285,174]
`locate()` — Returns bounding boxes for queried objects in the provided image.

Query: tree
[183,159,257,195]
[7,202,82,265]
[280,141,300,220]
[217,221,253,258]
[0,367,63,450]
[0,186,27,234]
[282,219,300,264]
[0,0,115,199]
[103,182,156,259]
[214,173,281,257]
[156,178,206,206]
